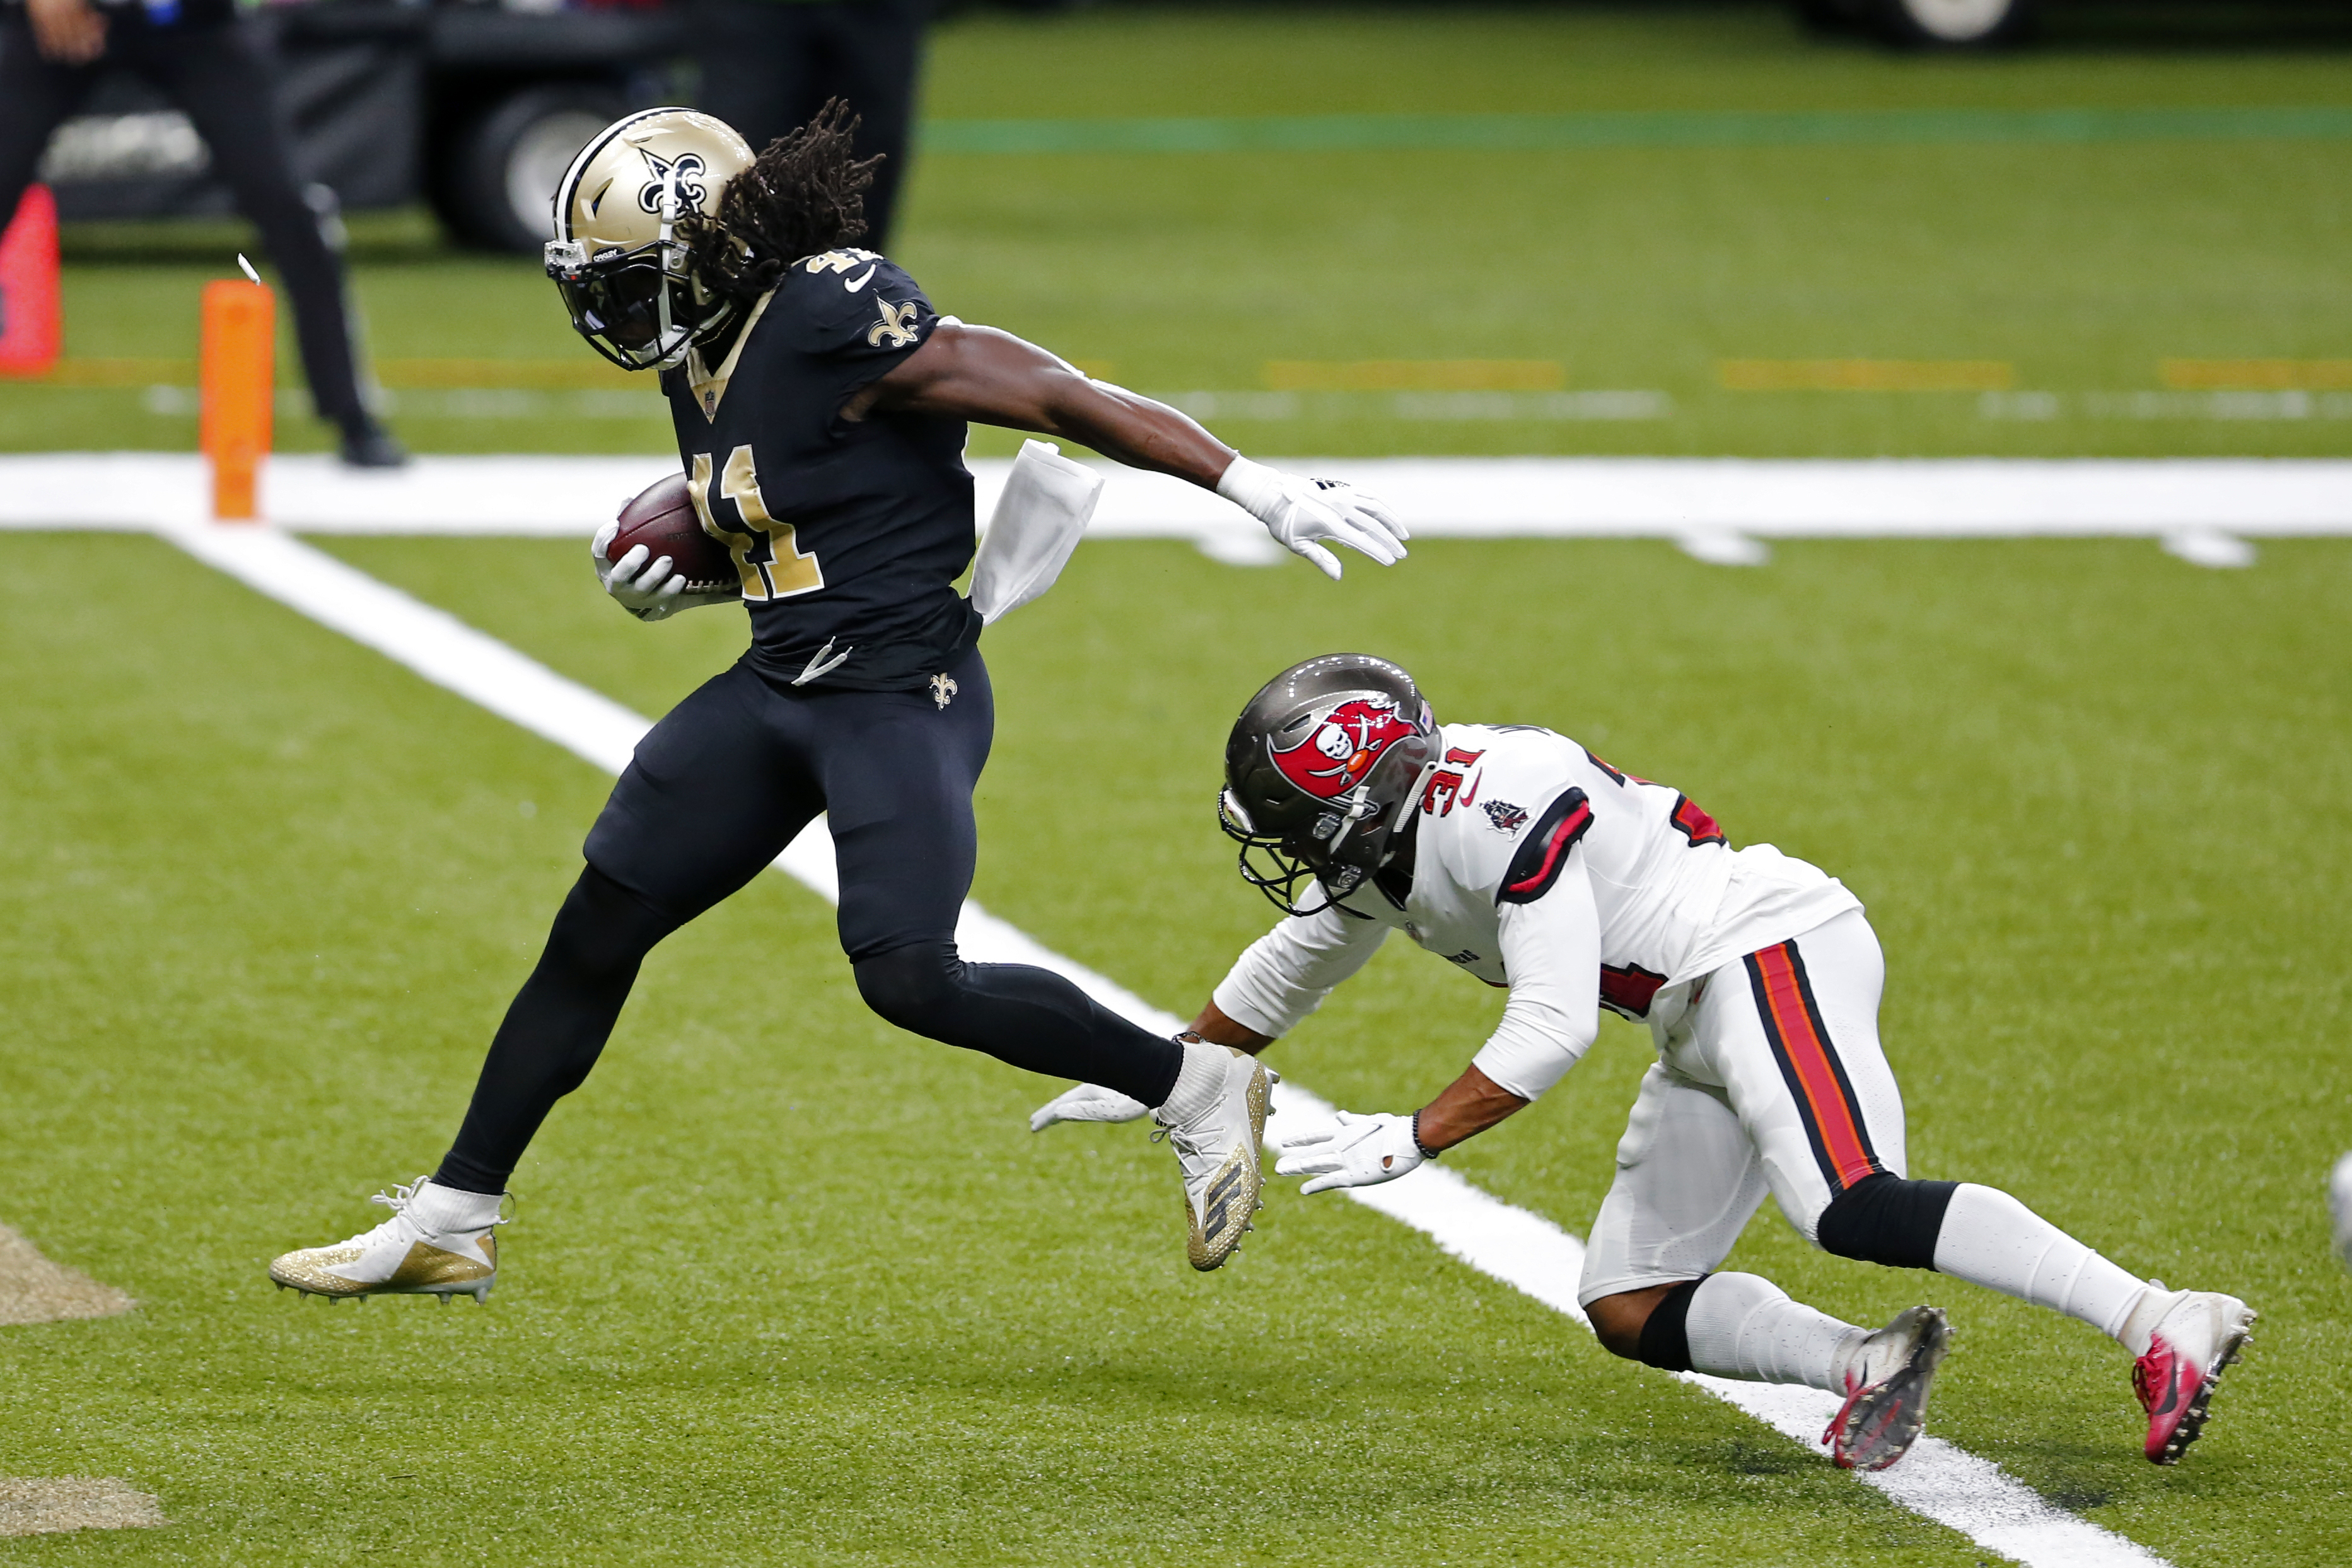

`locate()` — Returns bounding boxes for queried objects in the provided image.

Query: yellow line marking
[1264,359,1565,392]
[2162,359,2352,390]
[1718,359,2013,392]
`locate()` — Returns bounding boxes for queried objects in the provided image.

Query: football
[608,472,738,595]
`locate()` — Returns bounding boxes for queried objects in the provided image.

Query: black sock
[1816,1173,1960,1270]
[1634,1276,1711,1373]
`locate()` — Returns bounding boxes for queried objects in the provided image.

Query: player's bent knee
[851,941,964,1036]
[1590,1279,1706,1368]
[546,866,683,976]
[1814,1173,1959,1270]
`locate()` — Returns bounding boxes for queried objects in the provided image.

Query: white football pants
[1578,908,1907,1308]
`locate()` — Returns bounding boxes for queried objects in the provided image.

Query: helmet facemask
[1220,774,1419,918]
[545,224,732,373]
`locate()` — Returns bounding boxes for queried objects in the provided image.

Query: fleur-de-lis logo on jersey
[930,673,959,710]
[636,152,708,217]
[868,298,922,350]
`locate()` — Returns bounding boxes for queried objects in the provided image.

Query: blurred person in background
[0,0,406,466]
[692,0,926,252]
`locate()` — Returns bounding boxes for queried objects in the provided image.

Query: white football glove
[591,520,732,623]
[1216,456,1408,581]
[1274,1110,1427,1196]
[1028,1082,1150,1133]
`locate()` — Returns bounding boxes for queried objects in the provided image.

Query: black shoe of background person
[339,418,409,469]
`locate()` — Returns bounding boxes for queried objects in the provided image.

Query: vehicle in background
[1796,0,2037,45]
[38,0,683,252]
[1797,0,2352,48]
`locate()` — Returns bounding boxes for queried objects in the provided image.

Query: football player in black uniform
[268,103,1407,1304]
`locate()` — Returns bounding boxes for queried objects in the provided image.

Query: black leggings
[0,13,370,428]
[435,648,1183,1193]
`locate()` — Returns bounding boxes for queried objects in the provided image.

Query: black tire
[1791,0,1873,35]
[1872,0,2035,47]
[436,85,624,253]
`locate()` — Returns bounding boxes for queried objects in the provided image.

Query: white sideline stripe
[155,519,2167,1568]
[13,453,2352,545]
[163,521,651,777]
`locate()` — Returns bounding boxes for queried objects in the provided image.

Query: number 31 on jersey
[687,445,825,601]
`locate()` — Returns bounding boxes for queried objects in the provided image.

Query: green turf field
[1,529,2347,1562]
[8,5,2352,459]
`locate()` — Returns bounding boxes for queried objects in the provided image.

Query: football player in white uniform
[1033,654,2254,1471]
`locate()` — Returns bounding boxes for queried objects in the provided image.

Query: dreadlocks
[683,100,884,306]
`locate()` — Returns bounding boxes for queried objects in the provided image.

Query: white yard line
[157,517,2167,1568]
[15,455,2352,574]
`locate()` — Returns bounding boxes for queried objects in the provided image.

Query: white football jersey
[1212,723,1860,1100]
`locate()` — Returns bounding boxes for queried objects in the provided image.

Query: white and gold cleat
[269,1176,507,1305]
[1155,1046,1276,1272]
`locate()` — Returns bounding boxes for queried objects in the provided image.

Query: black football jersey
[660,248,979,694]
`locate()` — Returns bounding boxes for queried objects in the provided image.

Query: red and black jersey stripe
[1670,793,1726,846]
[1744,939,1884,1192]
[1497,787,1592,905]
[1600,961,1668,1019]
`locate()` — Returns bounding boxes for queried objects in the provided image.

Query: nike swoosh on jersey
[844,265,877,293]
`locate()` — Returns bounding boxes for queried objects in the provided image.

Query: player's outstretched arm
[849,322,1409,579]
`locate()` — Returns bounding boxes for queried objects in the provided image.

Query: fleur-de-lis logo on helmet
[636,152,709,218]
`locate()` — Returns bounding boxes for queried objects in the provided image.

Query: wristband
[1411,1110,1441,1161]
[1214,455,1283,521]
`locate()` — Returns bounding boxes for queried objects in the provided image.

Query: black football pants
[434,648,1184,1193]
[0,12,370,429]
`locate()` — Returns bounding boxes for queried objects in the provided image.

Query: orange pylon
[0,185,61,378]
[201,273,273,521]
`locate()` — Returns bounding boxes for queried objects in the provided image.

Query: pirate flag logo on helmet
[1269,695,1420,801]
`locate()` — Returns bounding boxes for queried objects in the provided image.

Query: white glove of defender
[591,520,732,623]
[1216,456,1408,581]
[1275,1110,1426,1195]
[1028,1082,1150,1132]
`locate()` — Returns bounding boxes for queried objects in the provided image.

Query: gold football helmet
[543,107,754,371]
